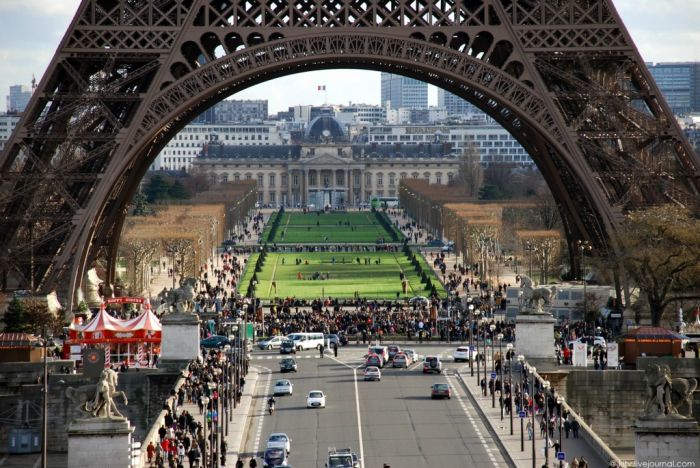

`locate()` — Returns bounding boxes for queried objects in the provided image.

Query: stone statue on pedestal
[642,364,697,419]
[520,275,557,314]
[66,368,128,419]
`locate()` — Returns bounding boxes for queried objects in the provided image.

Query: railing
[529,366,624,467]
[138,373,188,468]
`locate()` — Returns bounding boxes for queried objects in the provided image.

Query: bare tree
[450,143,483,199]
[535,188,561,230]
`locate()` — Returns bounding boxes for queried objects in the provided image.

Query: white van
[287,332,325,351]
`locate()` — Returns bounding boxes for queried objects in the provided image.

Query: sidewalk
[164,366,260,467]
[455,364,607,468]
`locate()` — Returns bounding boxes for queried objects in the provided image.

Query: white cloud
[0,0,80,15]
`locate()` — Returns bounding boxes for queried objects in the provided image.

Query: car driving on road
[453,346,476,362]
[266,433,291,453]
[258,336,286,350]
[307,390,326,408]
[263,447,288,467]
[423,356,442,374]
[200,335,231,349]
[364,353,382,368]
[387,344,401,361]
[431,382,451,399]
[363,366,381,381]
[280,358,297,373]
[326,447,360,468]
[392,353,408,368]
[403,349,418,364]
[279,339,296,354]
[273,379,293,396]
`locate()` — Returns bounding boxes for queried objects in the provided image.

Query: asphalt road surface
[242,345,510,468]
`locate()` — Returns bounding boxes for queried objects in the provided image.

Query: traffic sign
[491,372,497,379]
[519,411,527,418]
[557,452,566,461]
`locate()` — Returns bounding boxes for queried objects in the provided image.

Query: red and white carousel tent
[66,299,161,367]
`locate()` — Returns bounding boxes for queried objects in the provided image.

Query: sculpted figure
[643,364,697,418]
[67,368,128,419]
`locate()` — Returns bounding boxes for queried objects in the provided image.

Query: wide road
[240,344,510,468]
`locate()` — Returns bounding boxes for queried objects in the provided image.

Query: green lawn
[267,211,403,244]
[240,251,445,300]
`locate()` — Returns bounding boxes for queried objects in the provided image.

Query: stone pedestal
[635,418,700,466]
[160,312,201,369]
[67,418,134,468]
[516,311,557,370]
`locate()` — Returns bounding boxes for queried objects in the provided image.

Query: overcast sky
[1,0,698,113]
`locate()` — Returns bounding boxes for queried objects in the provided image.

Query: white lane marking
[252,367,272,456]
[445,374,501,468]
[352,369,365,468]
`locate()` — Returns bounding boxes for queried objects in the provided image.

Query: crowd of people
[146,346,246,467]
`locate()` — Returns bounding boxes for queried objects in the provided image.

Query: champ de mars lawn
[242,251,445,300]
[264,210,403,244]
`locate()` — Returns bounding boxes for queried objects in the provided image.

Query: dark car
[200,335,231,349]
[264,447,287,467]
[280,358,297,373]
[431,383,451,399]
[365,353,382,368]
[280,339,296,354]
[280,340,297,354]
[387,345,401,361]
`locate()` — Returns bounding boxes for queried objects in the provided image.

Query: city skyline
[0,0,699,114]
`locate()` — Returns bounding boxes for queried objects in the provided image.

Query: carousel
[65,298,162,367]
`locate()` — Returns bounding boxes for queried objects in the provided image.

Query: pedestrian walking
[249,457,258,468]
[526,420,533,440]
[319,343,325,358]
[571,419,580,438]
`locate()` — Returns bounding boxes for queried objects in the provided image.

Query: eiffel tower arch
[1,0,698,307]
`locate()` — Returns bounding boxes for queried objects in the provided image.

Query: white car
[403,349,420,363]
[363,366,381,381]
[266,433,291,454]
[273,379,293,396]
[453,346,477,362]
[307,390,326,408]
[258,335,286,350]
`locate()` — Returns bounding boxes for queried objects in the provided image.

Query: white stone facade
[193,143,459,207]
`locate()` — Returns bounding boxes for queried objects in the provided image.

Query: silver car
[258,336,286,350]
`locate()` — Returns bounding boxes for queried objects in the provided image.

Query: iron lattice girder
[0,0,698,307]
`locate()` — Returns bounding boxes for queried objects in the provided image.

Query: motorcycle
[268,401,275,415]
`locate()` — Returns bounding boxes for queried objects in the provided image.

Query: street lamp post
[543,380,551,467]
[577,240,592,336]
[497,332,504,420]
[475,309,481,387]
[530,366,537,468]
[490,324,496,408]
[518,354,525,451]
[507,343,514,435]
[41,329,48,468]
[201,395,210,468]
[557,395,565,467]
[468,302,475,377]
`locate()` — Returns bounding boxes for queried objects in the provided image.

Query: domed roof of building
[305,115,346,142]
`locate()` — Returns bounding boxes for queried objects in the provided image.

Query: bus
[370,196,399,209]
[286,332,325,351]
